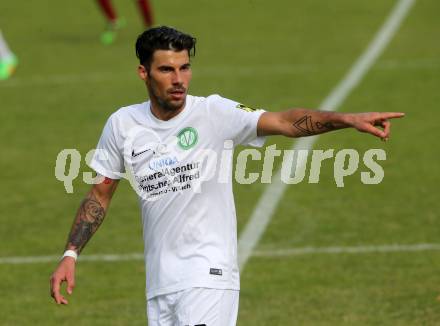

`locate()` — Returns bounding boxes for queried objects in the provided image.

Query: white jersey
[90,94,265,299]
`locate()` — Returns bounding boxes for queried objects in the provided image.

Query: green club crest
[177,127,198,150]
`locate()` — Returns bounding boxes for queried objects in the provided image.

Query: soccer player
[96,0,154,45]
[0,29,18,81]
[50,26,404,325]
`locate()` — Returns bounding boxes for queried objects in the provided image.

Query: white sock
[0,30,14,60]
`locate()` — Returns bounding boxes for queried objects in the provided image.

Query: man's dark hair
[135,26,196,69]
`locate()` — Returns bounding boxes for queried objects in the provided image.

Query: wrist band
[62,250,78,261]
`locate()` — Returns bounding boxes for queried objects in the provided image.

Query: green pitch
[1,0,439,324]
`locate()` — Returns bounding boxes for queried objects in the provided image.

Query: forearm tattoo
[293,115,335,136]
[67,193,106,254]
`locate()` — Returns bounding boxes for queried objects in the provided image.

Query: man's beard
[157,94,185,112]
[149,85,186,112]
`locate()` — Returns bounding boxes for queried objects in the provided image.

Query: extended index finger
[378,112,405,119]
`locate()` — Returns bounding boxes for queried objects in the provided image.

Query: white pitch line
[253,243,440,257]
[237,0,417,271]
[0,253,145,265]
[2,243,440,264]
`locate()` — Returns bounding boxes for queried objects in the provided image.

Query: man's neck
[149,100,186,121]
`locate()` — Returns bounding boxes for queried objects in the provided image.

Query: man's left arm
[257,109,405,140]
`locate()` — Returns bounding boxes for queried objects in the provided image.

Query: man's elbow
[91,178,119,202]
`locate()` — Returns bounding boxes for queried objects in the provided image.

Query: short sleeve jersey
[90,94,266,299]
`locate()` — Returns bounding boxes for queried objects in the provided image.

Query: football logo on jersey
[177,127,198,150]
[236,103,256,112]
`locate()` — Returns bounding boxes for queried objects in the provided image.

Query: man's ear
[138,64,149,81]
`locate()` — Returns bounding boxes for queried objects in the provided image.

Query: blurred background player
[96,0,154,45]
[0,29,18,80]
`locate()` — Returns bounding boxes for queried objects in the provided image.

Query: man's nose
[172,71,183,85]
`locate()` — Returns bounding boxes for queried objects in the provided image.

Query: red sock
[137,0,154,27]
[97,0,117,23]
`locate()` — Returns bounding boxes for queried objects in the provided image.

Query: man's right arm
[50,176,119,305]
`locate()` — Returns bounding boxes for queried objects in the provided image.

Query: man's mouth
[169,89,186,100]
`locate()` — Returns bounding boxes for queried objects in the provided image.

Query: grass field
[1,0,439,325]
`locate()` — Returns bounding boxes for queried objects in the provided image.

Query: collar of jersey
[145,95,193,128]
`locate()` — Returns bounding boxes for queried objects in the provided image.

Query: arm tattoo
[67,193,106,254]
[316,121,335,130]
[293,115,336,136]
[293,115,314,135]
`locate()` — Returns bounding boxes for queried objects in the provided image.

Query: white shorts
[146,287,239,326]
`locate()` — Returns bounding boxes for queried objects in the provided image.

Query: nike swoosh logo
[132,148,151,157]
